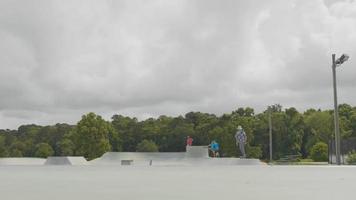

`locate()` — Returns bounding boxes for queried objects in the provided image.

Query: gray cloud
[0,0,355,129]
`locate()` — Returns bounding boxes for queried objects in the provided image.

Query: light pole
[268,106,272,162]
[332,53,349,165]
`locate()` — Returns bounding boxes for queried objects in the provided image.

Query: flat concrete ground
[0,165,355,200]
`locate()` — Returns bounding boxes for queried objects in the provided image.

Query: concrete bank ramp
[0,158,46,165]
[45,156,88,165]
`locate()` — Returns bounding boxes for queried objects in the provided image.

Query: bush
[246,145,262,158]
[136,140,159,152]
[346,151,356,165]
[309,142,328,162]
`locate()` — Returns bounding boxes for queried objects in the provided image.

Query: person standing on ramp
[186,136,193,146]
[235,125,247,158]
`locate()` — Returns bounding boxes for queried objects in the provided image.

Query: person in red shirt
[186,136,193,146]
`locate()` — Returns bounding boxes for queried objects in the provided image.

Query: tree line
[1,104,356,161]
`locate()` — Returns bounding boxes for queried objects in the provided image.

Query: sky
[0,0,355,129]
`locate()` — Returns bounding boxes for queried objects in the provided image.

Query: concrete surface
[0,165,355,200]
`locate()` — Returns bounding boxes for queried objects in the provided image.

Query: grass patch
[269,158,328,165]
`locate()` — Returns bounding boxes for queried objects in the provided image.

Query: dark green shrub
[309,142,328,162]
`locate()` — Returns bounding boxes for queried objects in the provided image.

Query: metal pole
[332,54,341,165]
[269,106,273,162]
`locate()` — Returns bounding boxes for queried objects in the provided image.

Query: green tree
[10,149,23,157]
[163,116,195,152]
[186,112,219,145]
[72,113,113,160]
[284,107,304,155]
[56,138,75,156]
[111,115,138,151]
[136,139,159,152]
[0,135,9,157]
[303,111,333,156]
[350,111,356,137]
[34,143,54,158]
[254,106,304,159]
[9,141,26,157]
[35,123,74,155]
[3,104,356,160]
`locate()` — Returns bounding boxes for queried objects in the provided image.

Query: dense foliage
[34,143,54,158]
[346,151,356,164]
[136,140,159,152]
[1,104,356,160]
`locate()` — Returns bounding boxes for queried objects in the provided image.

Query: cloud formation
[0,0,355,128]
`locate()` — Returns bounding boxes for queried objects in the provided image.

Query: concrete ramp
[0,158,46,165]
[45,157,88,165]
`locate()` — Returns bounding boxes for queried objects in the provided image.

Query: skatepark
[0,146,263,166]
[0,147,356,200]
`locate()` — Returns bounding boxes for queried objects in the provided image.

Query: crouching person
[209,140,220,157]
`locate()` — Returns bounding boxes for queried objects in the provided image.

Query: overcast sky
[0,0,355,129]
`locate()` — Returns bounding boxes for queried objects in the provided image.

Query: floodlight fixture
[335,54,350,66]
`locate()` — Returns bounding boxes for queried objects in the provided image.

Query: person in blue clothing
[209,140,220,157]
